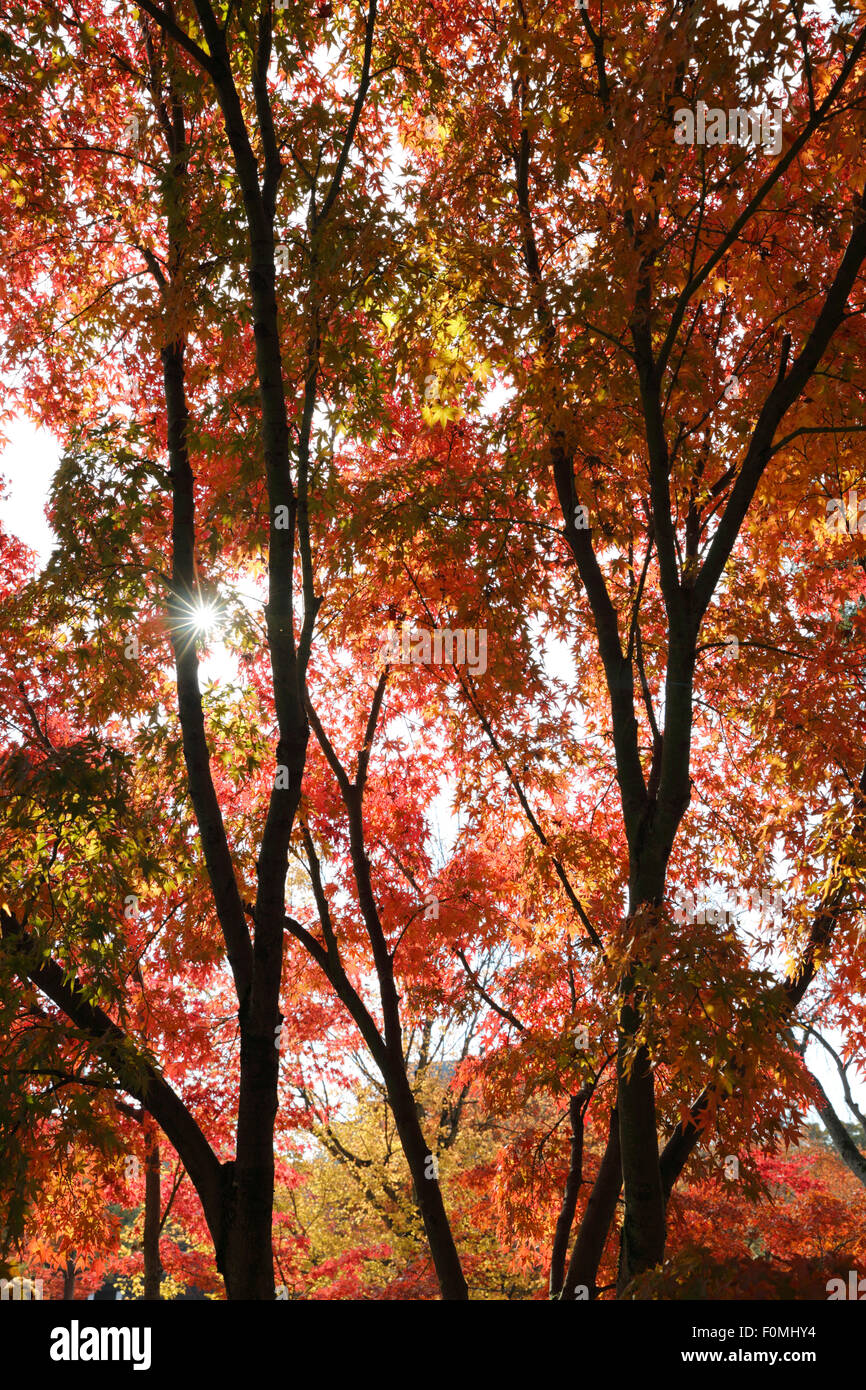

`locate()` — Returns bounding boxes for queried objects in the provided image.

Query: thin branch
[454,947,526,1033]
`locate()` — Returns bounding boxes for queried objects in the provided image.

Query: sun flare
[190,600,220,636]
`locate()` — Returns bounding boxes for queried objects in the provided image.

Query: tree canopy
[2,0,866,1303]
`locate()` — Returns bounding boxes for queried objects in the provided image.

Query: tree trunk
[615,864,672,1293]
[562,1105,622,1299]
[549,1091,588,1297]
[375,1061,464,1301]
[219,1026,281,1299]
[615,1034,665,1293]
[384,1063,468,1300]
[143,1123,162,1300]
[812,1072,866,1187]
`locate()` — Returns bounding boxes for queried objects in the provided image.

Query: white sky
[0,416,59,560]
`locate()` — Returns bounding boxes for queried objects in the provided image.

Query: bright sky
[2,410,865,1148]
[0,416,59,560]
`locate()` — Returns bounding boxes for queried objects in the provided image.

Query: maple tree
[379,0,866,1292]
[2,0,866,1304]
